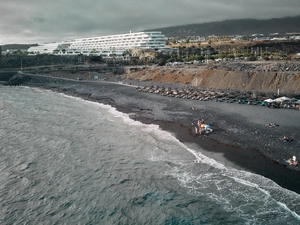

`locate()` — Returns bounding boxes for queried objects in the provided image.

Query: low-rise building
[28,42,64,54]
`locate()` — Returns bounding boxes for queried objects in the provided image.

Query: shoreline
[136,110,300,194]
[2,75,300,194]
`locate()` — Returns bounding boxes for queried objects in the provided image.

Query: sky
[1,0,299,44]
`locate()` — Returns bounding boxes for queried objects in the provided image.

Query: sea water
[1,86,300,225]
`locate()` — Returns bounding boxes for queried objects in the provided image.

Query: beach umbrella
[264,98,276,103]
[275,96,291,102]
[291,98,298,102]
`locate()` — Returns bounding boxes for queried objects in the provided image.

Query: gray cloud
[1,0,299,44]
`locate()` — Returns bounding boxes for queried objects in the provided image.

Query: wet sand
[3,74,300,194]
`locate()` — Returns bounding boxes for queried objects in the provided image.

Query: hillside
[144,16,300,37]
[121,61,300,95]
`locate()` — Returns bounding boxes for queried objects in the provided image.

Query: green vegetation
[154,45,257,64]
[165,39,300,63]
[89,55,103,63]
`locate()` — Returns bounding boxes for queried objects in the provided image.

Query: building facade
[27,31,167,57]
[69,31,167,51]
[28,42,64,54]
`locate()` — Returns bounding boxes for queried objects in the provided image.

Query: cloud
[1,0,299,44]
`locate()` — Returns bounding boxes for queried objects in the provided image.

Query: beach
[2,71,300,194]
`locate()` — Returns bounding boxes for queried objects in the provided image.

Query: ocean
[1,86,300,225]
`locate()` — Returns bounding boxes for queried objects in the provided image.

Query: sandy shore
[2,73,300,194]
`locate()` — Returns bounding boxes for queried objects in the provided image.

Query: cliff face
[122,61,300,93]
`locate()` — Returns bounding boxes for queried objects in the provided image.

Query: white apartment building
[27,31,167,57]
[68,31,167,56]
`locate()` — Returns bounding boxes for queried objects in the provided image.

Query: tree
[248,54,257,61]
[157,58,166,66]
[227,54,235,59]
[123,49,131,57]
[216,53,227,59]
[13,49,24,56]
[89,55,103,63]
[194,55,205,61]
[130,57,138,65]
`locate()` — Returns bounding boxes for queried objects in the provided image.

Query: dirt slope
[122,62,300,93]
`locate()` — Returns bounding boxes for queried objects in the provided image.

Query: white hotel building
[28,31,167,57]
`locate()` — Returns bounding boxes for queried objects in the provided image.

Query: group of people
[265,122,294,142]
[267,123,297,166]
[193,117,297,167]
[194,119,213,135]
[280,135,293,142]
[266,122,278,128]
[289,156,298,166]
[266,122,294,142]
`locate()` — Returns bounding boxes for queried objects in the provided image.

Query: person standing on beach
[195,119,205,135]
[195,126,199,135]
[289,156,297,166]
[197,120,202,127]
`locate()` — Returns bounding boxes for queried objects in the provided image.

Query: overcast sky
[1,0,299,44]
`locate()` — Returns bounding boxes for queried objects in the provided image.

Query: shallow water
[1,86,300,224]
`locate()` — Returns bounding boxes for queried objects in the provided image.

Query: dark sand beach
[2,72,300,194]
